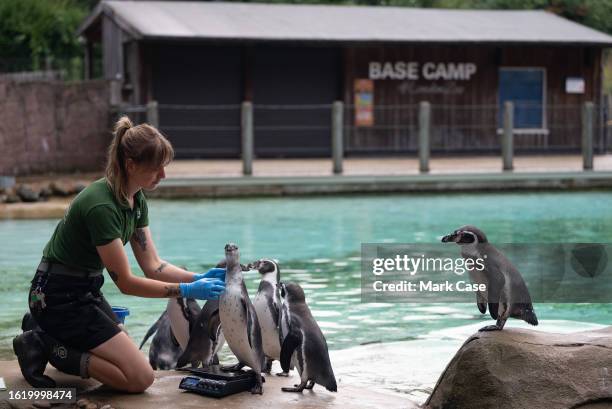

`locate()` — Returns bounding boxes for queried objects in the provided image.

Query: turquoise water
[1,192,612,361]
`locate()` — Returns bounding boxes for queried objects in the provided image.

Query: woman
[13,116,225,393]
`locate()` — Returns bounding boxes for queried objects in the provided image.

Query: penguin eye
[460,232,477,243]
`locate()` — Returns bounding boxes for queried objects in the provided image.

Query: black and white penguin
[251,258,286,375]
[219,243,266,394]
[176,299,224,369]
[139,297,201,369]
[278,282,337,393]
[442,225,539,331]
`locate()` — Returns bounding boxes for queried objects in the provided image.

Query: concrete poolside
[0,360,416,409]
[1,320,605,408]
[162,154,612,178]
[3,154,612,219]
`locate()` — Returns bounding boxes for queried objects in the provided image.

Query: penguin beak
[441,233,458,243]
[248,260,262,272]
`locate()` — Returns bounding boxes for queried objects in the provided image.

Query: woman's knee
[124,366,154,393]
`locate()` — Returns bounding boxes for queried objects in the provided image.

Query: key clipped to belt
[30,266,49,312]
[29,288,47,312]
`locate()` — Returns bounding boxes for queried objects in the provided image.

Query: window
[499,68,545,130]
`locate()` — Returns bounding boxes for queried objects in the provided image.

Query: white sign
[566,77,585,94]
[369,62,477,81]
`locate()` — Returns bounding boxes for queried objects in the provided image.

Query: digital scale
[178,365,258,398]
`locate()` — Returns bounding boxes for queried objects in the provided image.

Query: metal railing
[115,101,603,175]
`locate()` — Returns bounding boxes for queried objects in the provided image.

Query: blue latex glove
[193,268,226,282]
[179,278,225,300]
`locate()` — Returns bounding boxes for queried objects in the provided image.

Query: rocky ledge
[0,180,91,204]
[425,326,612,409]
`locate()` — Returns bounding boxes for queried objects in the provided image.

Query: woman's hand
[179,278,225,300]
[193,268,226,282]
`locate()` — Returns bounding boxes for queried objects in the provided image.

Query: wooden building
[78,1,612,157]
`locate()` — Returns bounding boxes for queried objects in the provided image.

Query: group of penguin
[140,243,337,395]
[141,226,540,395]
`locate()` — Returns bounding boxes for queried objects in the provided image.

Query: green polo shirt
[43,178,149,272]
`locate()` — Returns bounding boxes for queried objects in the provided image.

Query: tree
[0,0,87,75]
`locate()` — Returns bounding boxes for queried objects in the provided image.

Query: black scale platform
[178,365,258,398]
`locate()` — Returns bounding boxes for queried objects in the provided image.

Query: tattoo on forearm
[164,285,181,298]
[154,262,168,275]
[108,270,119,282]
[133,228,147,251]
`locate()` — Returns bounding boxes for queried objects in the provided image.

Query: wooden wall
[119,38,603,156]
[344,45,601,154]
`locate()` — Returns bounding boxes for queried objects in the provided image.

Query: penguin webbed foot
[305,380,315,390]
[478,324,503,332]
[276,371,290,377]
[282,382,306,393]
[221,362,245,372]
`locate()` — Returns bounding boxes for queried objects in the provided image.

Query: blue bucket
[112,306,130,324]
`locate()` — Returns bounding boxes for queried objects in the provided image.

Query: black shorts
[29,267,122,352]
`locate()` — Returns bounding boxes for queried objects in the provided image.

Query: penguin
[278,282,337,393]
[219,243,265,394]
[251,258,288,376]
[176,299,225,369]
[441,225,538,331]
[139,297,201,369]
[141,261,248,370]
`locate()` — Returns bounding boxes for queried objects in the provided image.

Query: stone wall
[0,79,111,176]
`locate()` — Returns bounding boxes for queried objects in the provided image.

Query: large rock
[425,327,612,409]
[16,184,40,202]
[50,180,74,196]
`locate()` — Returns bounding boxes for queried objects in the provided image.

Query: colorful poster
[354,79,374,127]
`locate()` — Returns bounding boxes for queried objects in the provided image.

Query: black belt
[38,258,103,278]
[44,291,104,310]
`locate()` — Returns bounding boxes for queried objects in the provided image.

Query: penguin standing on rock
[441,225,538,331]
[278,282,337,393]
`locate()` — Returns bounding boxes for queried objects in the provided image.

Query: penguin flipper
[476,292,487,314]
[242,297,254,349]
[175,327,197,368]
[176,347,190,368]
[139,311,167,350]
[280,330,302,373]
[484,265,505,320]
[488,303,499,319]
[270,297,280,328]
[208,311,221,342]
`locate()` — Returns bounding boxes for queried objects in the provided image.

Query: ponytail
[105,116,173,205]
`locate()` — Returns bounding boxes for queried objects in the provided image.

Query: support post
[146,100,159,128]
[242,101,254,176]
[582,101,594,170]
[332,101,344,174]
[502,101,514,171]
[418,101,431,173]
[83,40,93,80]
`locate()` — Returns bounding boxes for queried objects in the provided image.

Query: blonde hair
[105,116,174,204]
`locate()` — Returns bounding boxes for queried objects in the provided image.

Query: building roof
[78,1,612,45]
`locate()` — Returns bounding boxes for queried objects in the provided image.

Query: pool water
[1,191,611,399]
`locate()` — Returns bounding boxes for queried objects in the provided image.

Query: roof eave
[136,35,612,47]
[76,1,143,41]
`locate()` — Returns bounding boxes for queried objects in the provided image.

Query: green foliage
[2,0,612,84]
[0,0,87,76]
